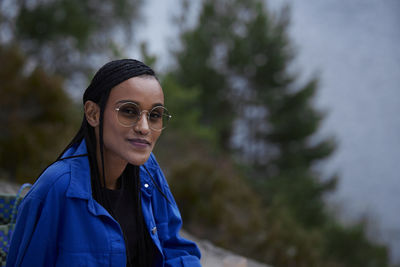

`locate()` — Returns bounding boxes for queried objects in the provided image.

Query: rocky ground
[0,180,270,267]
[0,180,21,194]
[181,231,270,267]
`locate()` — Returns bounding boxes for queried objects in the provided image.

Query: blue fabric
[6,140,201,267]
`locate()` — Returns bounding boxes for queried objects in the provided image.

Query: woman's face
[101,76,164,166]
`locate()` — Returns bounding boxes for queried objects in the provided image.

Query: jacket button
[151,227,157,235]
[144,183,149,188]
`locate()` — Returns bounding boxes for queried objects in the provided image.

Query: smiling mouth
[127,138,151,147]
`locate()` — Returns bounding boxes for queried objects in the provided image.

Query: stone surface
[181,231,271,267]
[0,180,21,194]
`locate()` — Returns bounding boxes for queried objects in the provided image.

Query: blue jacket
[6,140,201,266]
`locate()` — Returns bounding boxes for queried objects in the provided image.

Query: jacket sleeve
[147,155,201,267]
[6,175,67,267]
[160,184,201,267]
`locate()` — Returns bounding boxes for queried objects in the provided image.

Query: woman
[6,59,201,266]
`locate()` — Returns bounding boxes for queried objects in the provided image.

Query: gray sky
[134,0,400,262]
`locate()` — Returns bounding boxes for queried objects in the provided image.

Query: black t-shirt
[103,183,158,266]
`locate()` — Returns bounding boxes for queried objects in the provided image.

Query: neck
[97,148,127,190]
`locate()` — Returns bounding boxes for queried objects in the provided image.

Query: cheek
[151,131,162,145]
[102,112,124,146]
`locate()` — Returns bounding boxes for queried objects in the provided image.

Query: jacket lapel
[64,140,110,217]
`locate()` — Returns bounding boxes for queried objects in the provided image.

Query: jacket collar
[62,140,111,217]
[63,139,92,200]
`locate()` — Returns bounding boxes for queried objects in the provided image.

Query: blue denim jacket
[6,140,201,266]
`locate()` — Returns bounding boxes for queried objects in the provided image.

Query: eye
[119,104,140,116]
[149,111,162,120]
[149,107,164,121]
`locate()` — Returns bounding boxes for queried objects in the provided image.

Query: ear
[84,100,100,127]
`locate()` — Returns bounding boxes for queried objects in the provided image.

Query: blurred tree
[167,157,267,259]
[163,0,390,266]
[322,222,389,267]
[0,45,79,183]
[170,1,234,150]
[167,154,389,266]
[0,0,144,80]
[153,73,219,172]
[170,0,336,227]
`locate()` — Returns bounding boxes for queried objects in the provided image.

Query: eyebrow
[116,100,165,108]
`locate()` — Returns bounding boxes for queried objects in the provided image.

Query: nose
[134,112,150,135]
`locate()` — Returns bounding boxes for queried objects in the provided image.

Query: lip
[127,138,151,148]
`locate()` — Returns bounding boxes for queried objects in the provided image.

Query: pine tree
[226,6,337,227]
[171,0,336,226]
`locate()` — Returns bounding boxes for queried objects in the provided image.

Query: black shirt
[103,181,158,266]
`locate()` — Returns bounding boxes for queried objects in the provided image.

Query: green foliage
[162,74,216,141]
[170,1,237,150]
[260,170,337,228]
[322,222,389,267]
[0,45,79,183]
[170,0,336,225]
[140,42,158,68]
[167,158,265,257]
[167,154,389,266]
[1,0,144,77]
[154,73,219,167]
[17,0,95,46]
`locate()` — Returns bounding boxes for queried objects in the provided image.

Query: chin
[128,152,151,166]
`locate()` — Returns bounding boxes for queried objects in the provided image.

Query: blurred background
[0,0,399,266]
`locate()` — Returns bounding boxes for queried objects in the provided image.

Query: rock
[0,180,21,194]
[180,230,271,267]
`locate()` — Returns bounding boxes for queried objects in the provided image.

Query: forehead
[108,76,164,106]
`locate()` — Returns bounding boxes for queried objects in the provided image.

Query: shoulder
[144,153,160,169]
[142,153,166,184]
[27,160,72,201]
